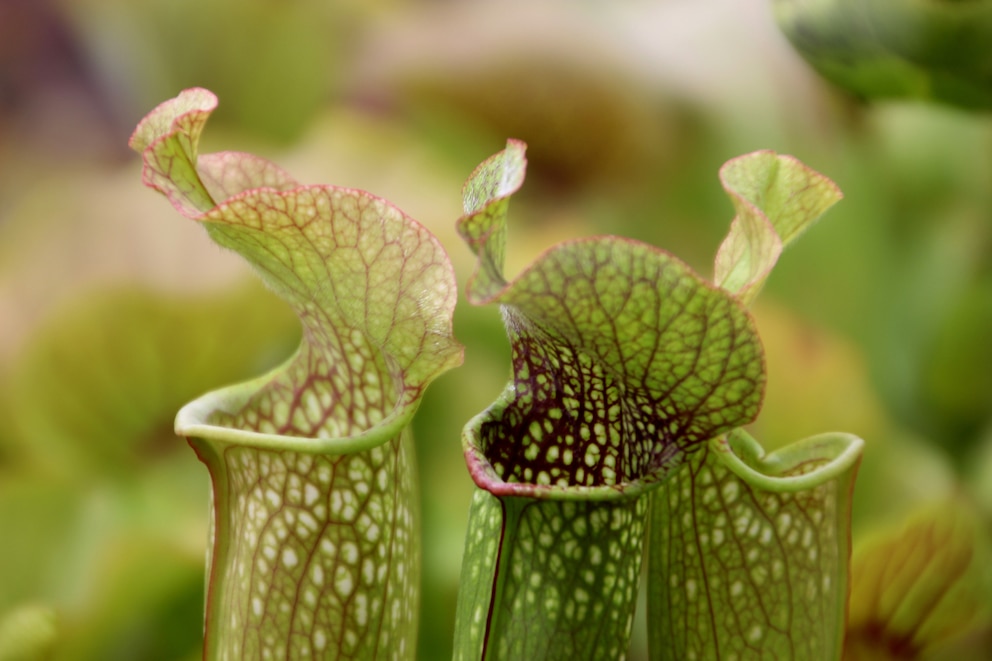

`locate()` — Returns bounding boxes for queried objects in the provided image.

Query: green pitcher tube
[452,390,654,661]
[178,393,420,659]
[648,431,863,660]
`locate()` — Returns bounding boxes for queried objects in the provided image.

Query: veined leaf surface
[453,141,766,660]
[649,430,862,660]
[648,151,860,661]
[714,150,842,306]
[131,88,463,660]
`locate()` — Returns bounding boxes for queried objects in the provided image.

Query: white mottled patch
[685,579,697,601]
[335,566,354,597]
[304,483,320,506]
[354,593,369,626]
[341,541,359,564]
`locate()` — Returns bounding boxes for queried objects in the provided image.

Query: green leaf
[714,150,842,306]
[453,141,766,660]
[648,430,862,660]
[131,88,463,660]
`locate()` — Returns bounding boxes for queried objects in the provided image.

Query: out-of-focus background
[1,0,990,659]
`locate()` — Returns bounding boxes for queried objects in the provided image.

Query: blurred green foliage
[774,0,992,110]
[1,1,991,659]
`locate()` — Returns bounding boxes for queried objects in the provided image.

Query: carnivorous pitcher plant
[131,88,463,660]
[452,141,864,660]
[131,89,863,661]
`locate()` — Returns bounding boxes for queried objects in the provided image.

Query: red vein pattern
[453,142,767,661]
[131,89,462,660]
[458,141,765,498]
[649,438,856,660]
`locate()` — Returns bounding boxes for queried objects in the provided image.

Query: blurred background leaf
[774,0,992,110]
[845,499,992,660]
